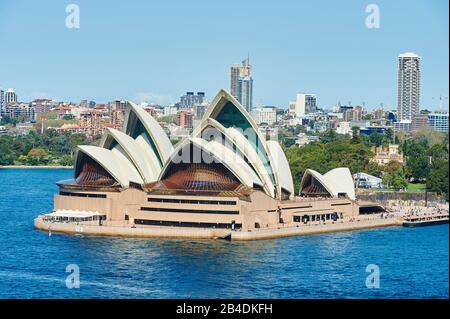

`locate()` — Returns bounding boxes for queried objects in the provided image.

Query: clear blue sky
[0,0,448,110]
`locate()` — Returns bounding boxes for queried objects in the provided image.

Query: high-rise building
[193,102,208,119]
[177,110,194,129]
[411,113,429,131]
[109,100,127,113]
[230,57,253,111]
[79,110,103,136]
[2,103,36,123]
[111,109,125,130]
[179,92,205,109]
[5,88,17,105]
[290,93,317,117]
[0,88,4,113]
[238,77,253,112]
[32,99,56,114]
[428,112,449,133]
[397,52,421,121]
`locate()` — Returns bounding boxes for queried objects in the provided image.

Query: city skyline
[0,0,448,110]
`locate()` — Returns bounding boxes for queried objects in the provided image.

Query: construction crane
[432,95,449,111]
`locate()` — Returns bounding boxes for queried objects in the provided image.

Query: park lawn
[407,183,426,192]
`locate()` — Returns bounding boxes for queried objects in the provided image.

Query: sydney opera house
[35,90,385,240]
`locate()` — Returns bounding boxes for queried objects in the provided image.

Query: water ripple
[0,169,448,298]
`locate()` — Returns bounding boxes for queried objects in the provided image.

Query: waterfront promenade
[35,213,403,240]
[34,202,449,240]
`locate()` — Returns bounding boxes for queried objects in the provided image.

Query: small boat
[402,213,449,227]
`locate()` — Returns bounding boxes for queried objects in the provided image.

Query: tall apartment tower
[179,92,205,109]
[0,88,5,113]
[5,88,17,105]
[397,52,421,121]
[230,57,253,112]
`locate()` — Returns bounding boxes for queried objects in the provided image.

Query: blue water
[0,168,448,299]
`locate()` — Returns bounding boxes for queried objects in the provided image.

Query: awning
[44,209,103,219]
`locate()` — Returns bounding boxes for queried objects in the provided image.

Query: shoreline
[34,216,403,241]
[0,165,73,169]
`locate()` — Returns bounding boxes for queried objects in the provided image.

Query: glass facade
[215,101,275,184]
[428,112,449,133]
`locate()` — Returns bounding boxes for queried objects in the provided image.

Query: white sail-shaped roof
[300,169,335,197]
[75,145,143,187]
[202,139,263,188]
[201,89,280,197]
[124,102,173,165]
[193,117,275,197]
[300,168,356,200]
[100,128,161,183]
[324,168,355,200]
[159,137,263,189]
[266,140,294,198]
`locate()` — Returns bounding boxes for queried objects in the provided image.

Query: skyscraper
[397,52,421,121]
[0,88,4,113]
[230,57,253,111]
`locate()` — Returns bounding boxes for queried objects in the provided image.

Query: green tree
[319,129,341,144]
[384,160,402,174]
[402,138,429,181]
[285,145,331,193]
[427,143,449,199]
[383,167,408,189]
[351,126,360,144]
[58,154,74,166]
[27,147,49,165]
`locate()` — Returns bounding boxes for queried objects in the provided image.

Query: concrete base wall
[35,215,401,241]
[35,217,231,239]
[231,217,402,240]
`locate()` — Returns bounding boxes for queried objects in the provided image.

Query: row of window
[140,207,239,215]
[59,191,107,198]
[293,212,341,223]
[147,198,237,205]
[134,219,242,229]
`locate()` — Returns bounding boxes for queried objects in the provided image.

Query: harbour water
[0,169,448,298]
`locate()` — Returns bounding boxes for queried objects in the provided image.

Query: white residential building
[336,122,352,135]
[289,93,317,117]
[251,107,277,125]
[4,88,17,105]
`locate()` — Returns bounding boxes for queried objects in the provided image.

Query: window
[147,198,237,205]
[59,191,107,198]
[140,207,239,215]
[134,219,242,230]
